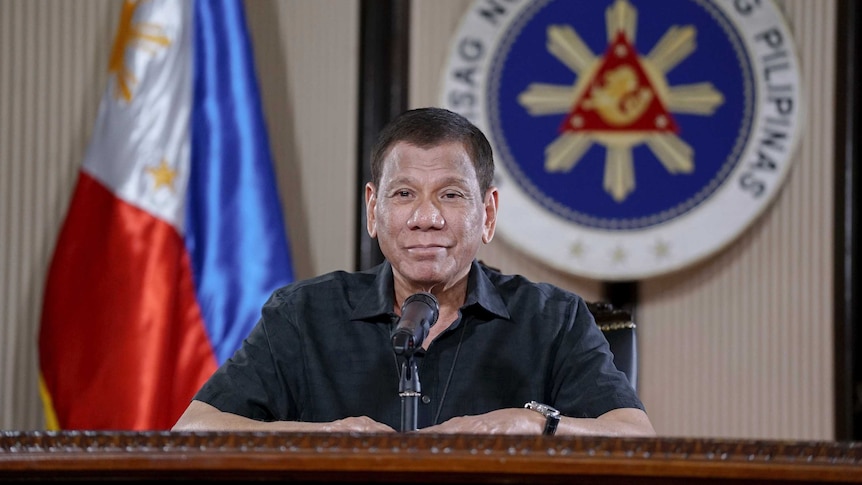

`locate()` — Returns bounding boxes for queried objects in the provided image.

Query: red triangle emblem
[562,31,679,134]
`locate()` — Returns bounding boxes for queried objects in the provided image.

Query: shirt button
[421,395,431,404]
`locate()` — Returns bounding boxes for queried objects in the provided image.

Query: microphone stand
[391,291,439,433]
[397,353,420,432]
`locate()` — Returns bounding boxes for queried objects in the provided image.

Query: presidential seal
[440,0,803,280]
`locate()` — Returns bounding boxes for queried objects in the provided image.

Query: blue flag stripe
[188,0,294,364]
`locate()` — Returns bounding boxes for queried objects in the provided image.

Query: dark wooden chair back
[587,301,637,390]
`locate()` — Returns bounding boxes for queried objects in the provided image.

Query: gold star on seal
[654,239,670,259]
[570,240,585,258]
[146,159,177,192]
[611,246,627,263]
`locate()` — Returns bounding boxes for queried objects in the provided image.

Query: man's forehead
[383,141,469,167]
[380,145,477,186]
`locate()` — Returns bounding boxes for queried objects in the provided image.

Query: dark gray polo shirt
[193,260,644,429]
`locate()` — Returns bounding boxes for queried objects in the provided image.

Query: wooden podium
[2,431,861,483]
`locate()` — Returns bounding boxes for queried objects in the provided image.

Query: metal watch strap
[524,400,561,436]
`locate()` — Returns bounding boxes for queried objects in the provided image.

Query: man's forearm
[171,400,396,433]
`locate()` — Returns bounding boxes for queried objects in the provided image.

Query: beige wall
[0,0,838,440]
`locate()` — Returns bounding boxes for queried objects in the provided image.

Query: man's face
[365,141,497,292]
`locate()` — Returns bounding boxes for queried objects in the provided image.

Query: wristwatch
[524,400,561,436]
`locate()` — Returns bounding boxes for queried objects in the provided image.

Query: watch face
[543,405,561,417]
[526,401,560,417]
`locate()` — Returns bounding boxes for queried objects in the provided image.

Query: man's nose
[407,198,445,229]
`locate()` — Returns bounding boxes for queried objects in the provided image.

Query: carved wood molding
[1,431,861,483]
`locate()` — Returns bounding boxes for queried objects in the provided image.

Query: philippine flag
[38,0,293,430]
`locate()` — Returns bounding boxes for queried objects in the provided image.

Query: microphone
[391,292,439,356]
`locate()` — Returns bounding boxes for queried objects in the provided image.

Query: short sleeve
[552,296,645,418]
[193,290,297,421]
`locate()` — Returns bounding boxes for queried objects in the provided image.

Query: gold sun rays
[108,0,171,102]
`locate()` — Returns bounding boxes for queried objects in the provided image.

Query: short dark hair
[369,107,494,194]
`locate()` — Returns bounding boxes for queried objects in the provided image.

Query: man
[172,107,656,436]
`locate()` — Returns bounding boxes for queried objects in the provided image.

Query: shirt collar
[350,261,397,322]
[350,259,511,322]
[464,260,510,320]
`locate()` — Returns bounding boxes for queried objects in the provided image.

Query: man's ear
[365,182,378,238]
[482,187,499,244]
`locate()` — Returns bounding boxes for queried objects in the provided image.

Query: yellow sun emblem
[108,0,171,102]
[518,0,724,202]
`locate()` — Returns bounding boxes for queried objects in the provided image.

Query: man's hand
[415,407,656,436]
[318,416,397,433]
[416,408,541,434]
[172,400,397,432]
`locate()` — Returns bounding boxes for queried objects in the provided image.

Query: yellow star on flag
[146,159,177,192]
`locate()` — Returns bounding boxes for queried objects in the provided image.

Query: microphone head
[402,292,439,327]
[391,292,440,355]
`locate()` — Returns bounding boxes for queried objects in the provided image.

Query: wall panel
[0,0,121,431]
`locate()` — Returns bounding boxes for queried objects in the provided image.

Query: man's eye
[397,190,411,197]
[443,192,462,199]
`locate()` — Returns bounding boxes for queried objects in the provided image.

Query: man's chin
[400,262,449,286]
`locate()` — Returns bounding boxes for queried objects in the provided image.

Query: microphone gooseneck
[391,292,439,356]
